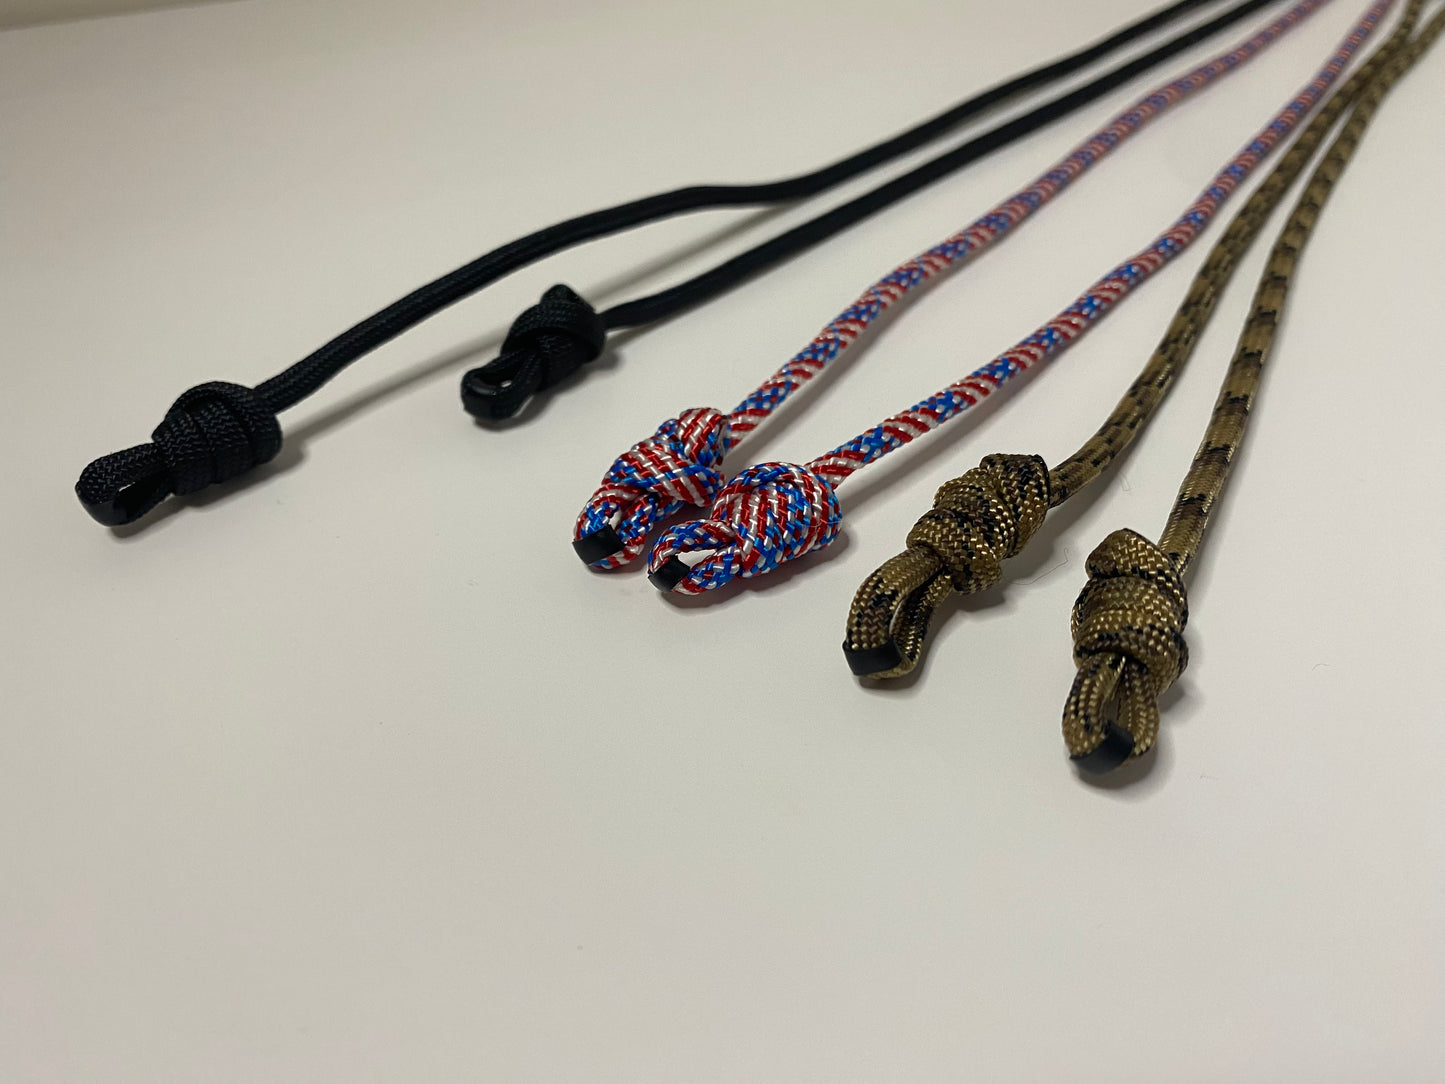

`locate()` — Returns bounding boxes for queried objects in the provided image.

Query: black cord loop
[75,382,282,525]
[460,285,606,420]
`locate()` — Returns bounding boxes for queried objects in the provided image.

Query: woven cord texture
[1062,6,1445,771]
[844,0,1424,679]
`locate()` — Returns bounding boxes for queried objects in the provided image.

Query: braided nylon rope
[574,0,1337,569]
[650,0,1392,594]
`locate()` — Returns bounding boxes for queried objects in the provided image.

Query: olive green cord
[1063,5,1445,771]
[843,0,1428,682]
[1049,0,1429,504]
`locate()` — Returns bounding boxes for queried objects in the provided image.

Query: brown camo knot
[1063,528,1189,773]
[843,453,1050,678]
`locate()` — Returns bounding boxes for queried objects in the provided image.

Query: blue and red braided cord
[647,0,1392,595]
[574,0,1342,572]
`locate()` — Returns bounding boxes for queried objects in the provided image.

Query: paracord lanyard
[620,0,1388,599]
[74,0,1280,527]
[843,0,1422,681]
[1061,6,1444,773]
[574,0,1339,571]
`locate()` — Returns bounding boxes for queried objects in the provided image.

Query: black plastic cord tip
[648,556,691,594]
[572,525,624,565]
[460,369,524,421]
[78,479,164,527]
[1070,722,1137,775]
[842,641,905,678]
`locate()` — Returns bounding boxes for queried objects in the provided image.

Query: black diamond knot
[153,381,283,495]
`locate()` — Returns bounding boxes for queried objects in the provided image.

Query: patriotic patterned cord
[647,0,1391,595]
[572,0,1340,572]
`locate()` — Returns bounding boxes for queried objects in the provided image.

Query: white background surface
[2,1,1443,1080]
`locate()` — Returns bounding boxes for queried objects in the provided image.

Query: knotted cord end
[843,454,1050,678]
[461,284,605,421]
[1063,528,1189,773]
[75,381,282,526]
[573,407,730,569]
[647,461,841,594]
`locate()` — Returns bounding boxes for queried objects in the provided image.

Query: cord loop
[461,284,605,420]
[74,381,282,525]
[843,453,1050,677]
[573,408,730,568]
[1063,529,1189,773]
[647,461,841,594]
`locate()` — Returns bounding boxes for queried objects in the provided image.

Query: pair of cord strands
[1063,5,1445,772]
[848,0,1440,774]
[582,0,1381,597]
[574,0,1338,571]
[74,0,1283,526]
[845,0,1421,684]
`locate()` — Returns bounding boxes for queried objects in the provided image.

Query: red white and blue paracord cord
[577,0,1390,594]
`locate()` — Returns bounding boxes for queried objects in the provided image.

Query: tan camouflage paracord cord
[842,0,1433,689]
[1062,5,1445,772]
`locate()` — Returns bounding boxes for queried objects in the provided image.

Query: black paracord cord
[76,0,1274,526]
